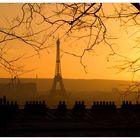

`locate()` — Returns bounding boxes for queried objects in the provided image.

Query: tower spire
[50,39,66,95]
[55,38,61,76]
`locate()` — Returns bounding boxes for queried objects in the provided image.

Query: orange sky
[0,3,140,80]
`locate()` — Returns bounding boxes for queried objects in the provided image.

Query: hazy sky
[0,3,140,80]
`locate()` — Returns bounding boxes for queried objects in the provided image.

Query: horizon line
[0,77,137,82]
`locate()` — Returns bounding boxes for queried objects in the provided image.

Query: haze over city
[1,3,140,136]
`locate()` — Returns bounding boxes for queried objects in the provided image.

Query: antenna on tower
[36,74,38,79]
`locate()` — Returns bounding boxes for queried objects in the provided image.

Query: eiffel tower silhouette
[50,39,66,95]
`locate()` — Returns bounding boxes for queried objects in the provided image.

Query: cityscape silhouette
[0,3,140,137]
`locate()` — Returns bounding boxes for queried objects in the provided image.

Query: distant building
[50,39,66,95]
[0,77,37,97]
[112,87,119,94]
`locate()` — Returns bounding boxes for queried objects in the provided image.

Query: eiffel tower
[50,39,66,95]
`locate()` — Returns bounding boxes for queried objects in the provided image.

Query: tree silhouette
[0,3,140,77]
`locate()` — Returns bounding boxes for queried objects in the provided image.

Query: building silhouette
[0,77,37,98]
[0,98,140,136]
[50,39,66,95]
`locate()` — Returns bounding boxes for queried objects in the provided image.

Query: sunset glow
[0,3,140,81]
